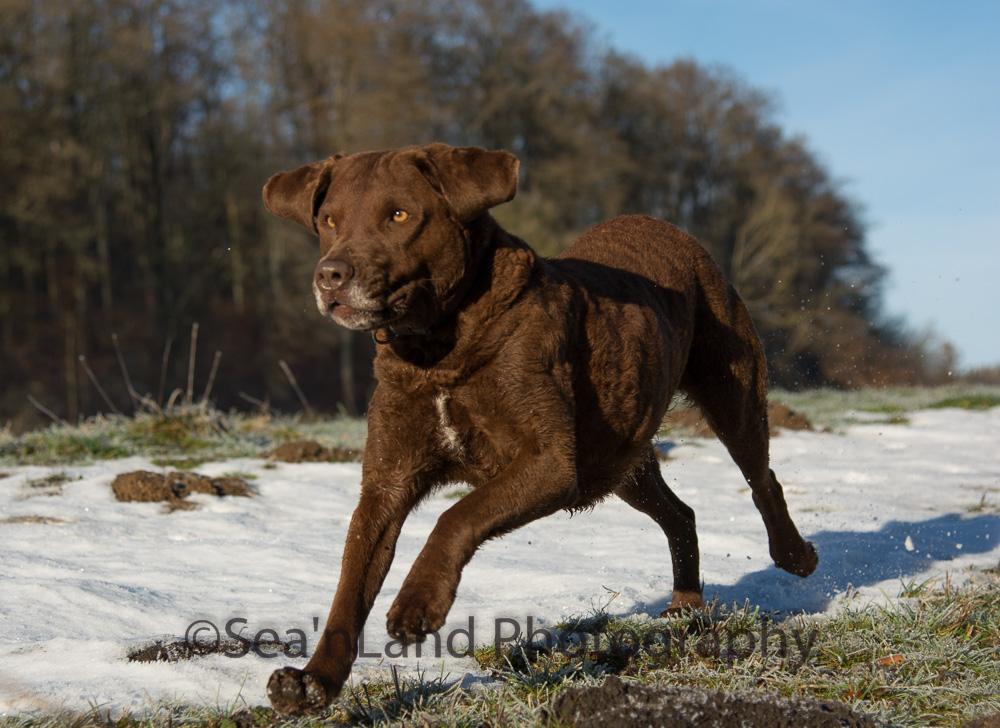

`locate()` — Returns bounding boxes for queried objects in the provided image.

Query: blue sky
[532,0,1000,369]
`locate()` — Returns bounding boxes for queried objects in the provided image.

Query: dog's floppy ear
[414,144,519,222]
[262,157,338,234]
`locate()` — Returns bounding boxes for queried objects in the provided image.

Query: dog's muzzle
[313,258,392,329]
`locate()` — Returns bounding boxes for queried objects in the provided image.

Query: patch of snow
[1,408,998,715]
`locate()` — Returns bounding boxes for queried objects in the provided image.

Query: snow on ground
[1,408,999,715]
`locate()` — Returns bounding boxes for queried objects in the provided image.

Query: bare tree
[0,0,945,428]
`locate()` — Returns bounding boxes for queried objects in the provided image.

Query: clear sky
[532,0,1000,369]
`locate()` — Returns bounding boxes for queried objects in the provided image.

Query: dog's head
[263,143,519,332]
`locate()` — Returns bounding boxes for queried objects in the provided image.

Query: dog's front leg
[267,470,430,715]
[386,445,577,644]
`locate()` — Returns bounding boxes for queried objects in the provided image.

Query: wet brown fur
[260,143,818,715]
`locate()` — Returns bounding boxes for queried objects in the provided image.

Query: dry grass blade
[26,395,70,427]
[157,337,173,408]
[111,333,141,414]
[279,359,315,419]
[199,350,222,406]
[185,323,199,407]
[77,355,122,415]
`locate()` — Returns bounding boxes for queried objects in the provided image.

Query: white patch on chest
[434,392,464,457]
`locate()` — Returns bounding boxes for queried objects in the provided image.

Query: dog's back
[547,213,771,469]
[563,213,731,290]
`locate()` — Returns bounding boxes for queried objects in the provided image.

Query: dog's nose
[315,259,354,292]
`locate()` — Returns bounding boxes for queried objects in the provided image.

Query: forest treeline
[0,0,962,430]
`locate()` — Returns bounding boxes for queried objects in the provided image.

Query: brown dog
[261,143,818,714]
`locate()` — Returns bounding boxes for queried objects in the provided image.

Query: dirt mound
[547,676,879,728]
[664,402,813,439]
[663,407,715,438]
[964,714,1000,728]
[128,635,304,663]
[767,403,813,433]
[266,439,361,463]
[1,515,70,525]
[111,470,253,510]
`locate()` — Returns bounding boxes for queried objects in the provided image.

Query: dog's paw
[661,589,705,616]
[773,540,819,578]
[386,586,449,643]
[267,666,336,716]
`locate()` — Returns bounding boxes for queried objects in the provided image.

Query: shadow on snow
[633,513,999,616]
[719,512,999,613]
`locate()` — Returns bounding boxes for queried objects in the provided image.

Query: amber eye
[325,216,336,228]
[392,210,409,223]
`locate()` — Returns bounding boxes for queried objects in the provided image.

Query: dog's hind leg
[680,285,818,578]
[616,448,704,613]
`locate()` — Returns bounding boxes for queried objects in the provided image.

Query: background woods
[0,0,956,430]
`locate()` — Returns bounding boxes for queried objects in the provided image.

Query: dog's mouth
[328,300,380,318]
[318,285,415,331]
[324,299,393,330]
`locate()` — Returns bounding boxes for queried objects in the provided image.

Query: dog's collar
[372,234,489,345]
[372,325,428,344]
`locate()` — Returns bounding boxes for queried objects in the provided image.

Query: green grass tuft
[0,406,368,467]
[149,457,214,470]
[929,394,1000,411]
[770,384,1000,431]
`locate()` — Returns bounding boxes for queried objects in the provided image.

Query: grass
[20,471,78,497]
[769,383,1000,432]
[654,384,1000,439]
[928,394,1000,411]
[5,384,999,466]
[3,387,1000,725]
[0,407,368,467]
[150,457,214,470]
[966,492,1000,515]
[2,572,997,727]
